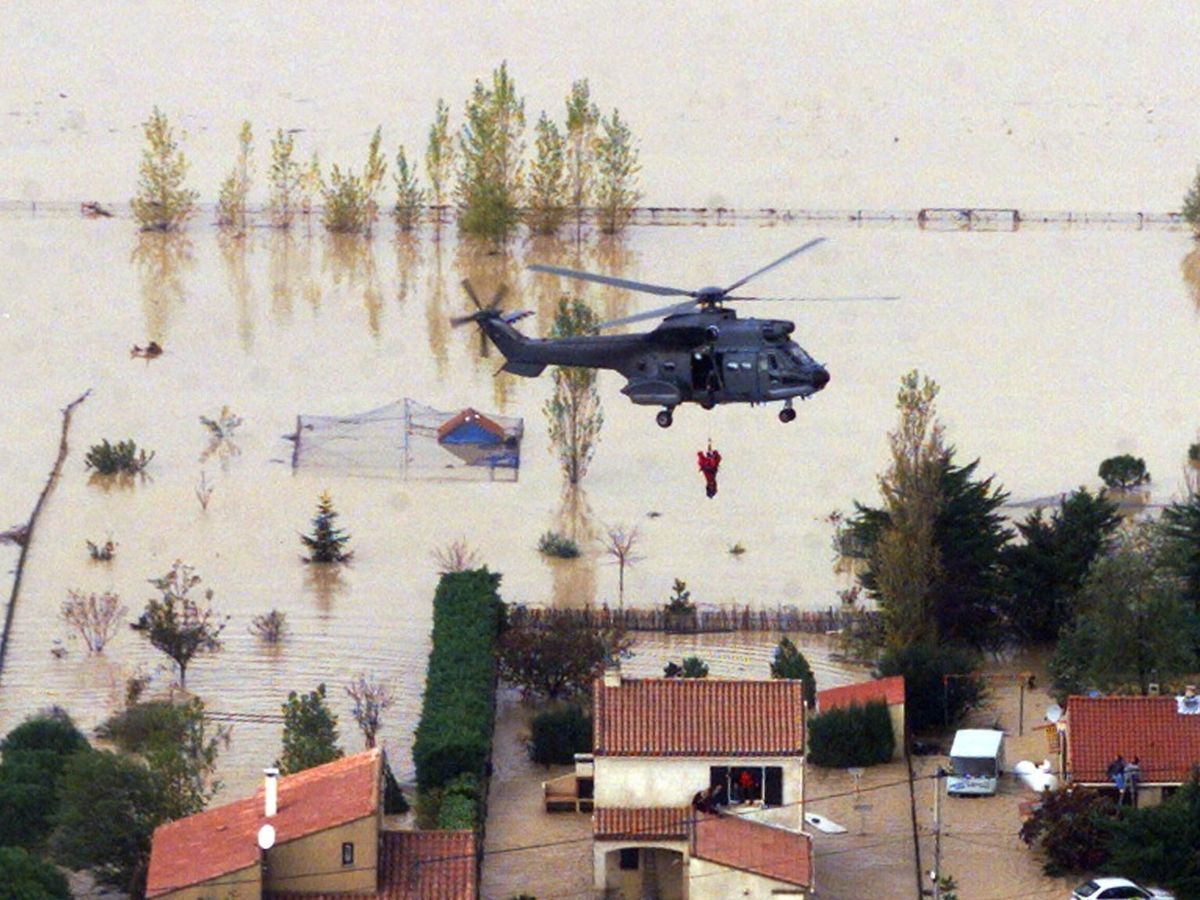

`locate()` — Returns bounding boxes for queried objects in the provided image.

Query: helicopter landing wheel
[779,407,797,423]
[699,394,716,411]
[656,409,674,429]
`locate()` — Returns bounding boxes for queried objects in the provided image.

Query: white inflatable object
[805,812,848,834]
[1014,759,1058,793]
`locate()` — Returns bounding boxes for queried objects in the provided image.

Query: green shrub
[875,642,986,732]
[0,846,70,900]
[412,569,503,796]
[530,706,592,765]
[2,708,88,760]
[436,791,477,830]
[537,531,580,558]
[808,700,895,767]
[84,439,154,475]
[383,762,410,814]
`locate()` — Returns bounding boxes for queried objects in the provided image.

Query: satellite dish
[1045,703,1063,724]
[257,823,276,850]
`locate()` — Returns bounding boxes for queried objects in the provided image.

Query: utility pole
[904,731,924,900]
[932,766,945,900]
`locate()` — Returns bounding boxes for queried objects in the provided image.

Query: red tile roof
[269,831,477,900]
[594,677,806,757]
[1067,696,1200,784]
[817,675,905,712]
[691,812,812,888]
[146,749,382,896]
[594,807,691,841]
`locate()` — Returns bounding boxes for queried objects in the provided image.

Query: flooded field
[1,213,1198,797]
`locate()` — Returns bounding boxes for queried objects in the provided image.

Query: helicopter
[453,238,892,428]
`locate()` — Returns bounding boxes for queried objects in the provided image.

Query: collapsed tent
[284,398,522,481]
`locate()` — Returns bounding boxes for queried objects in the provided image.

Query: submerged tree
[525,112,568,236]
[301,491,353,563]
[131,107,198,232]
[320,127,386,236]
[345,674,394,749]
[425,98,455,231]
[599,523,641,608]
[61,589,127,653]
[455,62,526,244]
[565,79,599,239]
[1098,454,1151,491]
[278,683,343,774]
[1184,164,1200,235]
[216,120,253,232]
[543,296,604,484]
[393,144,424,232]
[268,128,302,229]
[594,108,641,235]
[130,560,227,689]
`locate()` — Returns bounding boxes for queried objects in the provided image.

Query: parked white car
[1071,877,1175,900]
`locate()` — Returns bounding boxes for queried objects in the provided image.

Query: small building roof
[436,407,506,443]
[1067,695,1200,784]
[268,830,477,900]
[691,812,812,889]
[593,677,806,757]
[816,675,905,712]
[594,806,690,841]
[146,749,382,897]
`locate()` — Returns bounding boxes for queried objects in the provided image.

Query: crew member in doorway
[697,443,721,498]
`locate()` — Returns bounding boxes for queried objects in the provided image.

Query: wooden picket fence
[506,603,877,635]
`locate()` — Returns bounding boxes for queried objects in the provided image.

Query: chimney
[603,665,621,688]
[264,767,279,817]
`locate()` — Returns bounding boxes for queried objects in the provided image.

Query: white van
[947,729,1005,796]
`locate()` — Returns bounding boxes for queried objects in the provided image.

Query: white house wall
[688,856,808,899]
[594,756,804,829]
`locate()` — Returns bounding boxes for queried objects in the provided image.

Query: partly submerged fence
[507,603,878,635]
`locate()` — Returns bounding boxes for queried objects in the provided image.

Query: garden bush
[529,705,592,765]
[412,568,504,829]
[808,700,895,767]
[537,531,580,559]
[84,439,154,475]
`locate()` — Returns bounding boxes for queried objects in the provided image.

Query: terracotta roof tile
[691,812,812,888]
[266,830,475,900]
[1067,696,1200,784]
[594,677,806,756]
[817,675,905,712]
[147,749,382,896]
[594,806,691,841]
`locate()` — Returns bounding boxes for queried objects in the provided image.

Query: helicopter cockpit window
[788,344,814,366]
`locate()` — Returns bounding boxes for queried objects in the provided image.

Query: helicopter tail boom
[465,311,547,377]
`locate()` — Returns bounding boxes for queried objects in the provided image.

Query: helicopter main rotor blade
[527,263,693,298]
[597,299,700,330]
[721,237,827,295]
[461,279,484,310]
[726,294,901,303]
[720,296,902,303]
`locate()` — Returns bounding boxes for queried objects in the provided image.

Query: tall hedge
[808,700,895,768]
[413,569,504,795]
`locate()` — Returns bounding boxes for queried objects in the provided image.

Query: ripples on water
[0,214,1197,797]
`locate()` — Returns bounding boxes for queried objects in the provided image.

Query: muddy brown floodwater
[1,212,1198,800]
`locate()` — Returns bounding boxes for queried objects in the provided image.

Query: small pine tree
[1183,165,1200,234]
[425,98,455,231]
[393,144,424,232]
[594,108,641,235]
[525,112,568,236]
[301,491,353,563]
[131,107,199,232]
[770,636,817,707]
[216,120,253,232]
[278,683,343,774]
[268,128,302,229]
[664,578,694,615]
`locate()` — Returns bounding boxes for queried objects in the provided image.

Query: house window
[619,847,639,870]
[709,765,785,805]
[342,842,354,866]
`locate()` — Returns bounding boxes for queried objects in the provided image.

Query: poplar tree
[525,112,568,235]
[320,128,386,236]
[425,98,455,230]
[594,108,641,235]
[455,62,526,244]
[299,151,321,220]
[393,144,424,232]
[544,297,603,484]
[1183,164,1200,234]
[566,80,599,239]
[216,120,253,232]
[362,126,386,237]
[268,128,302,229]
[131,107,198,232]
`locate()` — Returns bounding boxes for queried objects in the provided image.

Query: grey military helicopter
[453,238,892,428]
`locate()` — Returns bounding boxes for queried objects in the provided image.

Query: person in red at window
[697,445,721,498]
[738,769,757,801]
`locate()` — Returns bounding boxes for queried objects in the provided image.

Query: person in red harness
[697,444,721,498]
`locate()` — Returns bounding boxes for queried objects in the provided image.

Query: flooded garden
[1,210,1198,797]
